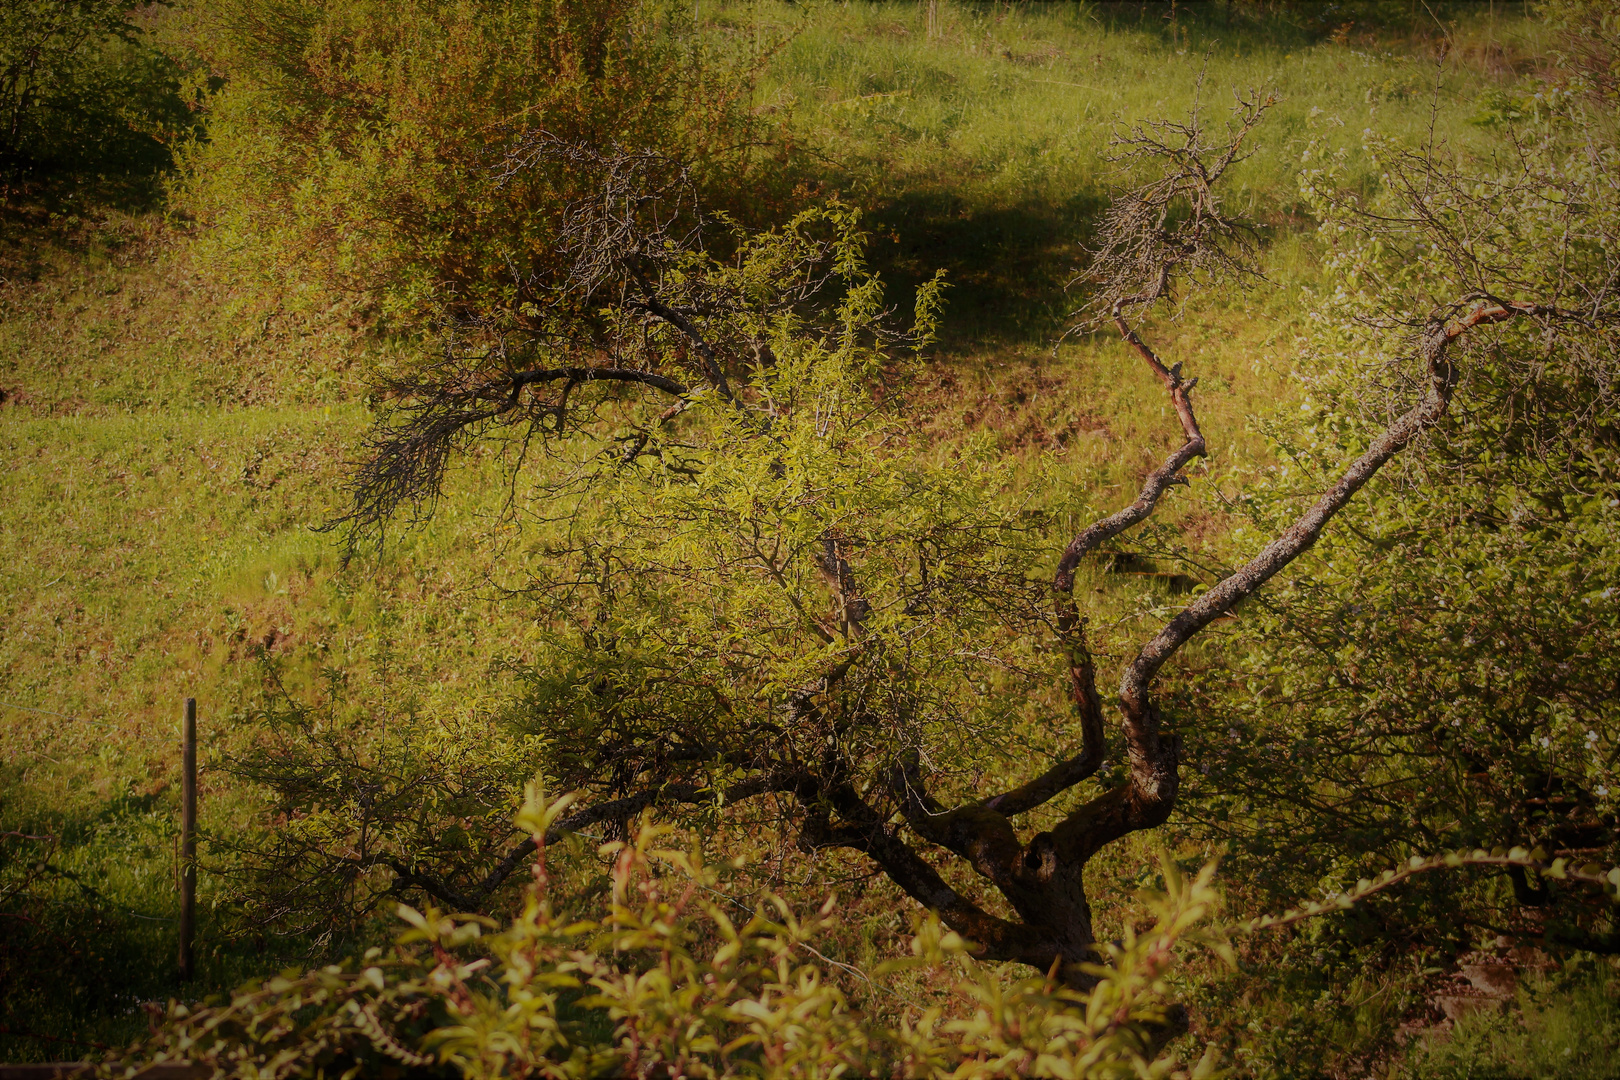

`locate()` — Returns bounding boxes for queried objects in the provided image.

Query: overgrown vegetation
[170,0,768,325]
[1,0,196,209]
[121,783,1234,1079]
[4,1,1619,1076]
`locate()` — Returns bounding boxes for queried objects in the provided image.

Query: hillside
[2,1,1602,1070]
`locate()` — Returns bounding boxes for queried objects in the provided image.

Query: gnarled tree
[273,91,1614,989]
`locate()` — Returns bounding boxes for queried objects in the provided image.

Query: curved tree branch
[987,300,1206,819]
[633,295,742,409]
[1047,297,1540,864]
[1123,299,1533,702]
[982,630,1108,817]
[1052,301,1206,595]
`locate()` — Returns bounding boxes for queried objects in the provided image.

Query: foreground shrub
[121,783,1226,1080]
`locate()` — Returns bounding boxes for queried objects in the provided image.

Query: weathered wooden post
[179,697,196,983]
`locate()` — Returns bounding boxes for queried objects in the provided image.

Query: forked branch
[996,91,1264,820]
[1046,297,1554,868]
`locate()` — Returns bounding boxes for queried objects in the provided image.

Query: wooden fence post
[179,697,196,983]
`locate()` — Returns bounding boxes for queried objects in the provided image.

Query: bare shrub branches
[1314,132,1620,330]
[334,325,693,543]
[1073,81,1275,325]
[326,139,876,550]
[1299,116,1620,494]
[494,132,704,307]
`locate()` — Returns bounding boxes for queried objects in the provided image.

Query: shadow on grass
[862,189,1107,350]
[0,793,337,1062]
[1093,0,1509,50]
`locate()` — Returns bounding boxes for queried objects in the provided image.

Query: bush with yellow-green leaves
[116,782,1227,1080]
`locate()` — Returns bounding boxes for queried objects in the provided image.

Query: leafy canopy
[174,0,764,322]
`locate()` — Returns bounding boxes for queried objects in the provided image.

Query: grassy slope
[0,221,549,1046]
[0,0,1548,1056]
[759,0,1547,344]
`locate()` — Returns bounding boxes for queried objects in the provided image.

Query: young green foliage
[124,783,1229,1080]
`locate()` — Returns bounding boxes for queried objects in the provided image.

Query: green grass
[745,0,1549,345]
[1407,962,1620,1079]
[0,219,549,1053]
[0,0,1563,1061]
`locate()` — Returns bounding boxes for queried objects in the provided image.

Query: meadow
[4,1,1610,1073]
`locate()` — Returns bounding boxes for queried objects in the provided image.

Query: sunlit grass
[736,0,1548,344]
[0,0,1561,1057]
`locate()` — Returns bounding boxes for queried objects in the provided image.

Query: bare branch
[495,131,704,305]
[1011,88,1263,820]
[327,362,690,547]
[510,366,690,398]
[633,294,745,413]
[464,769,804,907]
[1071,85,1276,328]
